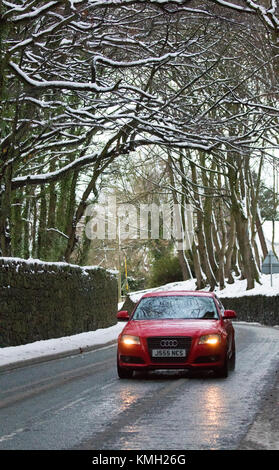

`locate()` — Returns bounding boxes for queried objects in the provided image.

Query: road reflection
[119,386,140,412]
[198,383,224,448]
[116,369,227,450]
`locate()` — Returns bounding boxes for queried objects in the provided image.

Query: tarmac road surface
[0,323,278,450]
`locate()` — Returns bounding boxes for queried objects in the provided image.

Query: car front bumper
[117,336,227,371]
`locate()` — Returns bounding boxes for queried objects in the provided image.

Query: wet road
[0,323,279,450]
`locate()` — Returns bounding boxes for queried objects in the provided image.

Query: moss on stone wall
[0,258,118,347]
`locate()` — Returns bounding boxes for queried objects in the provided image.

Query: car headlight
[198,334,221,345]
[121,335,140,346]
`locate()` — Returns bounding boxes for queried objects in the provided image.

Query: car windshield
[132,295,219,320]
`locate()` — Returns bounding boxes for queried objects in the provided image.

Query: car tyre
[229,343,236,371]
[117,358,134,379]
[214,354,229,378]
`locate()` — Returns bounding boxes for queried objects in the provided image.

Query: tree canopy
[1,0,279,289]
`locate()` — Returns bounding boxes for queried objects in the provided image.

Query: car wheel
[214,354,229,378]
[117,359,134,379]
[229,340,236,371]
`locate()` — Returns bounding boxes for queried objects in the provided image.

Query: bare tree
[1,0,279,290]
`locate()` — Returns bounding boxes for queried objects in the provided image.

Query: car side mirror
[223,309,237,319]
[117,310,130,321]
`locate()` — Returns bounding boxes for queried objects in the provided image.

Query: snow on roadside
[128,273,279,303]
[0,322,125,368]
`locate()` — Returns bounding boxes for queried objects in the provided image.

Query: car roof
[141,290,216,299]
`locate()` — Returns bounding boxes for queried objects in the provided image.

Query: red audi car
[116,291,236,379]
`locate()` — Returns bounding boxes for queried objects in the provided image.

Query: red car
[117,291,236,379]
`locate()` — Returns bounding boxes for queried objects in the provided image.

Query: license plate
[152,349,186,358]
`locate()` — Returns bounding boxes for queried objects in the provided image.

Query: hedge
[121,292,279,327]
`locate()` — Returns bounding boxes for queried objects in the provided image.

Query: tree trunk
[190,161,217,290]
[167,154,192,280]
[0,165,12,256]
[191,238,207,290]
[255,210,268,260]
[64,170,100,262]
[37,188,47,260]
[224,212,236,283]
[200,153,219,279]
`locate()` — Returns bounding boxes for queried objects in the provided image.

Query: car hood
[123,319,221,338]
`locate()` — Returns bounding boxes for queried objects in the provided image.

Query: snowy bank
[0,322,125,369]
[128,273,279,303]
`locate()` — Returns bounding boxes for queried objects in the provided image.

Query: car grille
[146,336,192,363]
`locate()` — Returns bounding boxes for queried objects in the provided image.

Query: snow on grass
[128,273,279,303]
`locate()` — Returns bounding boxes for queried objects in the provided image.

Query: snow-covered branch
[9,62,118,93]
[11,152,98,189]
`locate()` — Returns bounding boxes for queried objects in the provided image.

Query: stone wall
[221,295,279,326]
[121,292,279,327]
[0,258,118,347]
